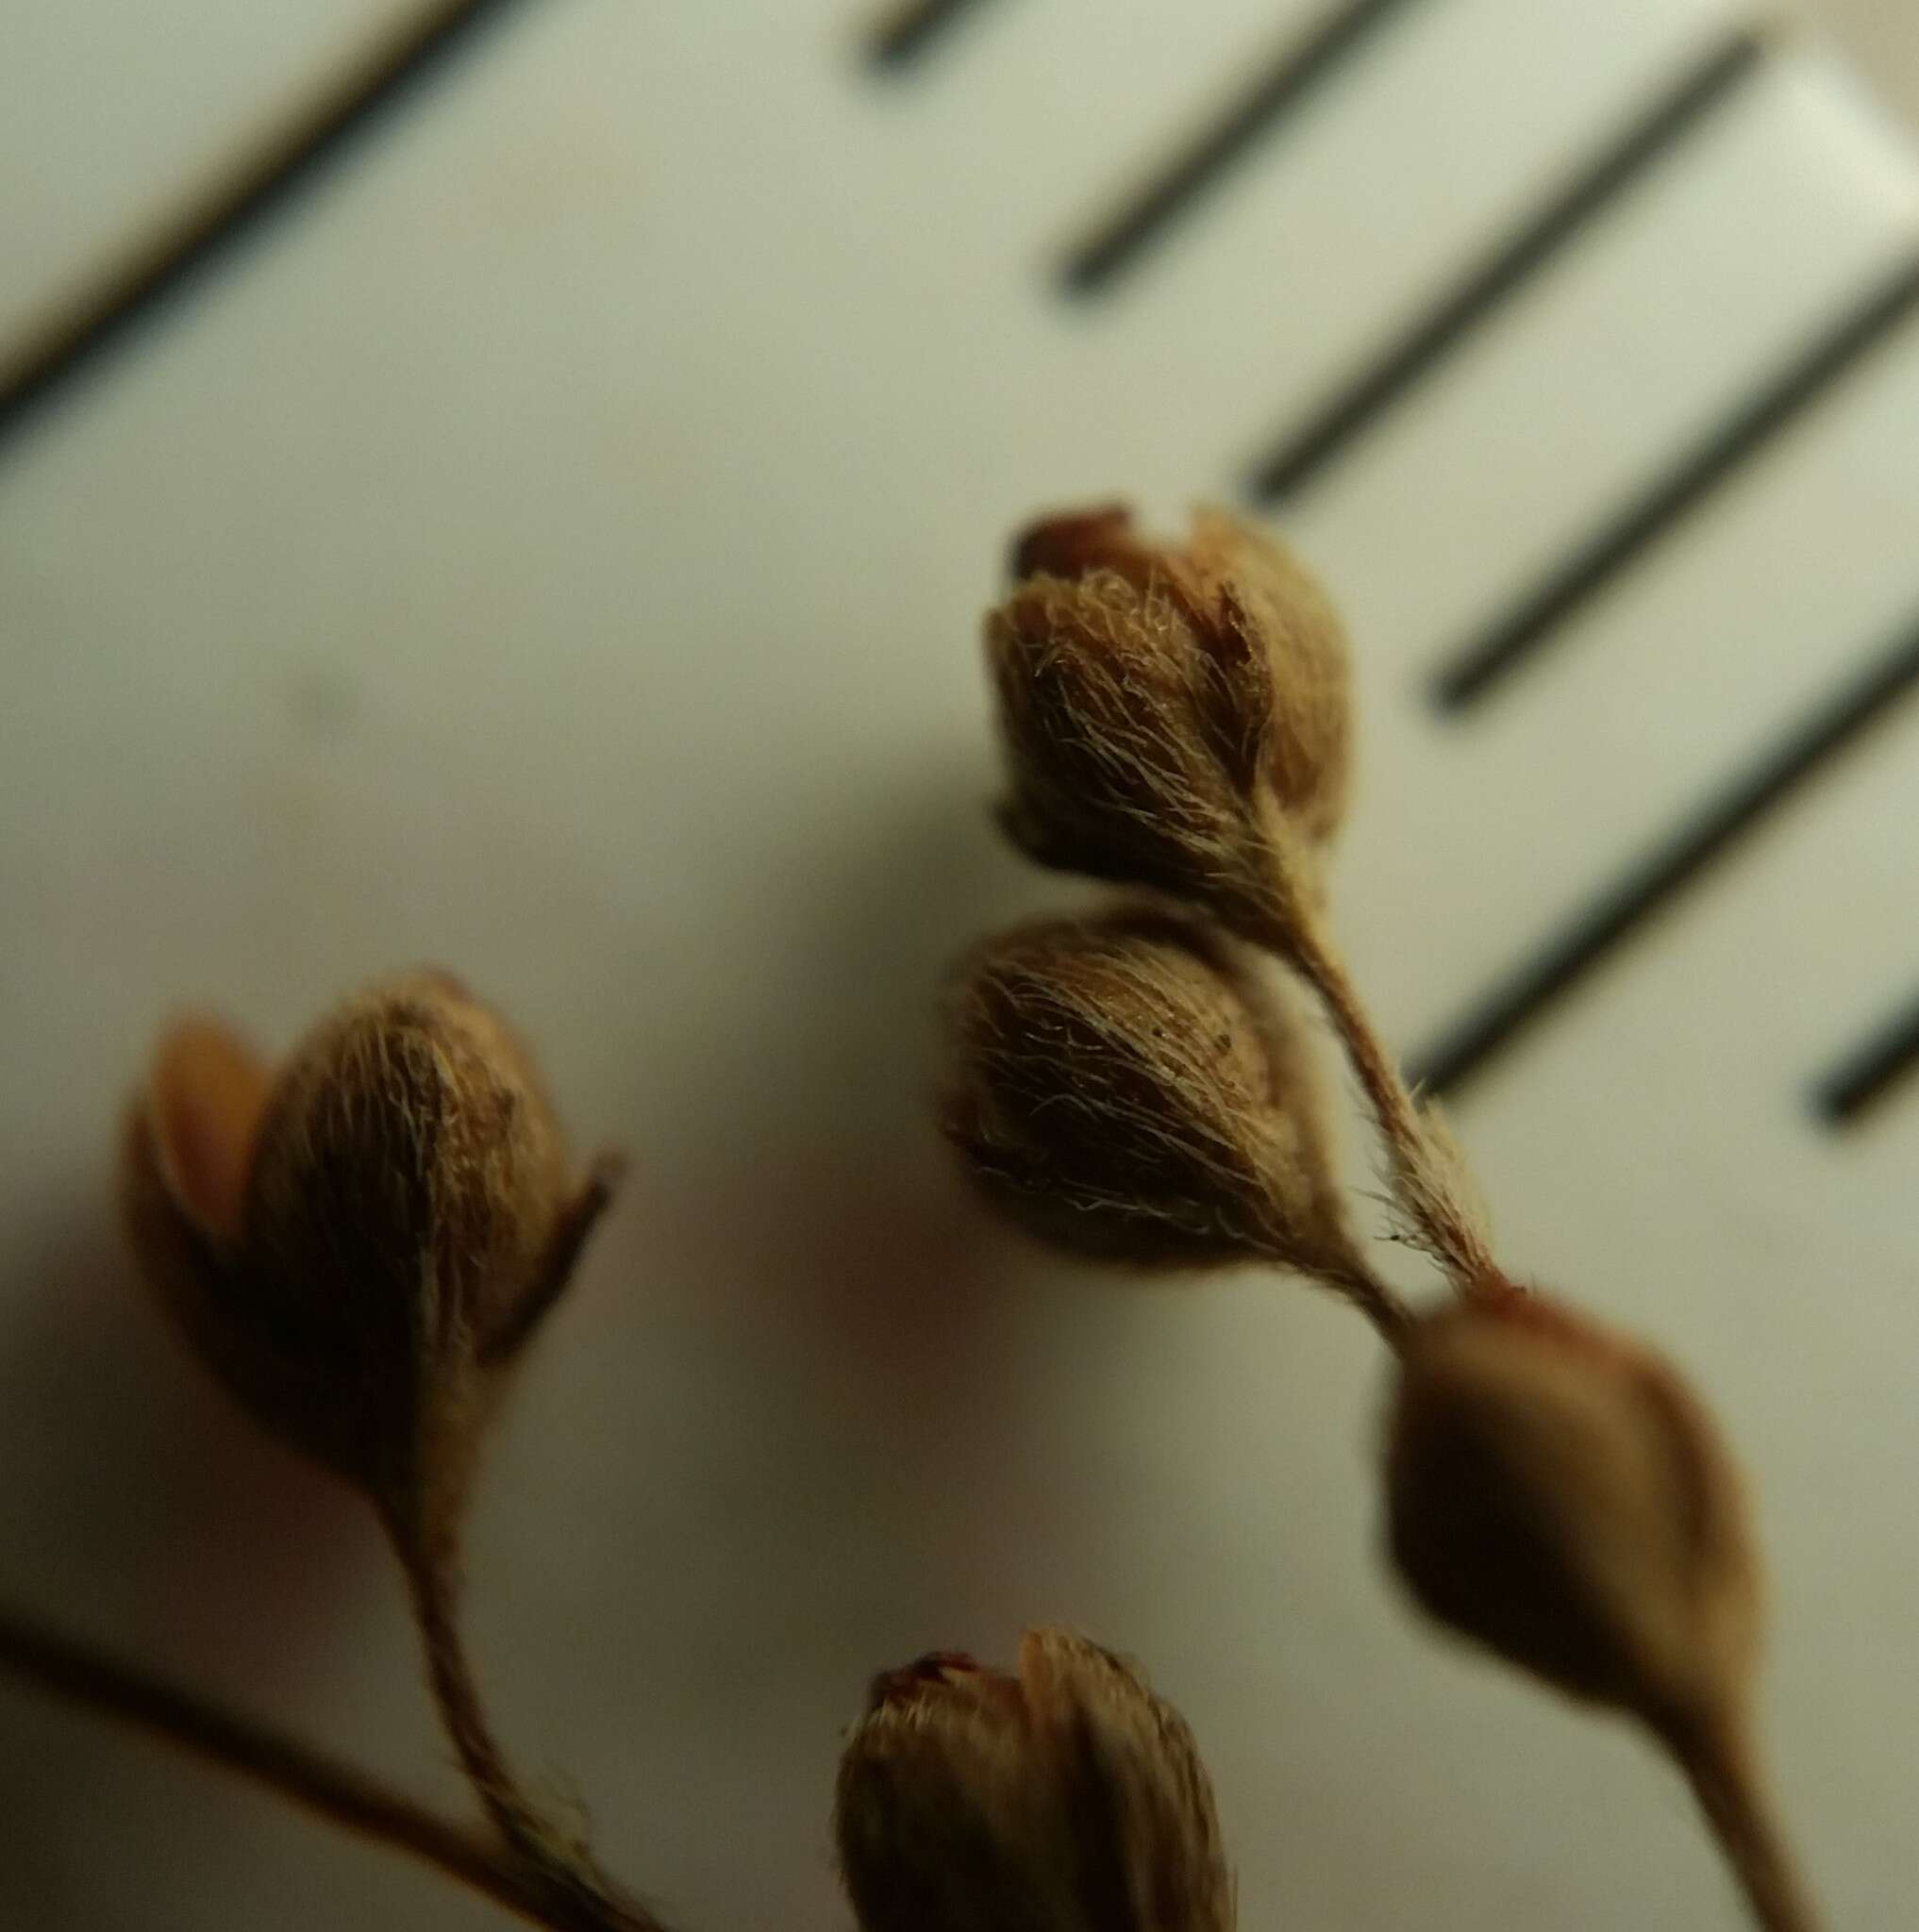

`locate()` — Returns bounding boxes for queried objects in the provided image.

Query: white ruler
[1,3,1915,1926]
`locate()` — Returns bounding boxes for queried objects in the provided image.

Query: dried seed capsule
[939,908,1353,1274]
[122,972,619,1530]
[1384,1291,1760,1739]
[988,504,1350,926]
[835,1629,1232,1932]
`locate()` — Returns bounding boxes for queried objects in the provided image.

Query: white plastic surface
[0,0,421,347]
[2,3,1916,1927]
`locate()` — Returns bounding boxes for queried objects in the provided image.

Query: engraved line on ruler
[1409,608,1919,1099]
[1245,21,1772,505]
[866,0,1008,70]
[1429,248,1919,711]
[0,0,537,453]
[1058,0,1430,297]
[1812,989,1919,1124]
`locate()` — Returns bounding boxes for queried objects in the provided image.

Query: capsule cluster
[113,503,1785,1932]
[883,503,1771,1928]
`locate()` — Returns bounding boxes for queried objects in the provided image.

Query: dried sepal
[987,504,1350,929]
[122,1025,273,1421]
[1384,1291,1760,1739]
[121,972,621,1536]
[144,1017,273,1241]
[939,907,1356,1277]
[835,1628,1232,1932]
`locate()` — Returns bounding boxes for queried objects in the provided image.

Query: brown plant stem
[1667,1712,1823,1932]
[1287,915,1430,1200]
[1258,894,1499,1293]
[1300,1248,1412,1348]
[392,1536,668,1932]
[0,1598,570,1927]
[397,1540,544,1851]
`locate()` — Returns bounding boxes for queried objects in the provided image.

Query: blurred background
[4,2,1919,1925]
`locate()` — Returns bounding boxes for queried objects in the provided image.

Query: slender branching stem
[1261,896,1499,1294]
[1292,1242,1412,1348]
[0,1599,571,1928]
[392,1535,669,1932]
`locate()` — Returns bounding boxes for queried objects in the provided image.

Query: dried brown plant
[836,1630,1232,1932]
[942,501,1821,1932]
[0,500,1822,1932]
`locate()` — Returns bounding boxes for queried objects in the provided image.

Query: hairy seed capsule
[835,1628,1232,1932]
[939,907,1352,1274]
[1384,1291,1760,1739]
[122,972,618,1531]
[987,504,1350,924]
